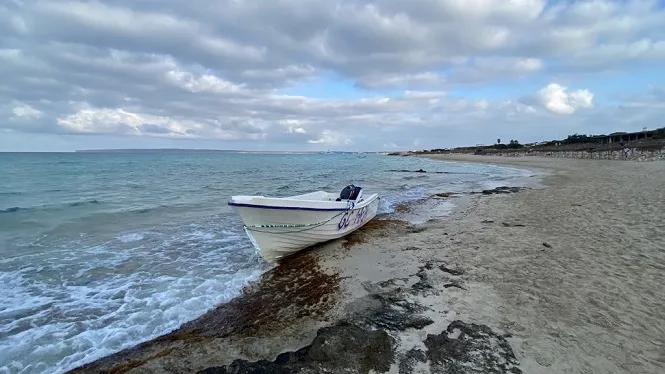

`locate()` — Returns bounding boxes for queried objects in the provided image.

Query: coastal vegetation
[403,126,665,156]
[494,140,524,149]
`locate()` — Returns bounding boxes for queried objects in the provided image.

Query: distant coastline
[74,148,377,154]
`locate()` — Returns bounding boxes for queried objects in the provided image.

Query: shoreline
[68,156,665,374]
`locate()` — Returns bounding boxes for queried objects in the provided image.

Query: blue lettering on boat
[338,206,369,231]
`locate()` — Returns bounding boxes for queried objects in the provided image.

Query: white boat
[229,185,380,262]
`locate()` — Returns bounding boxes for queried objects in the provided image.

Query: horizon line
[0,148,390,154]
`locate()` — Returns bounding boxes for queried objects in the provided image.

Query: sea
[0,151,533,374]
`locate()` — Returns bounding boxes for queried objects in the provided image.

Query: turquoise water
[0,152,531,373]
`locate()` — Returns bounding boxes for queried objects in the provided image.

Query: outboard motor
[339,184,363,201]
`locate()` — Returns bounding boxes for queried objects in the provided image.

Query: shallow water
[0,152,532,374]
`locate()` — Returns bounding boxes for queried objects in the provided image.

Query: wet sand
[68,156,665,374]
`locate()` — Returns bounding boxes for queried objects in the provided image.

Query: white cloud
[514,58,544,71]
[537,83,594,115]
[165,70,244,93]
[11,102,43,120]
[56,107,197,137]
[280,119,307,134]
[307,130,353,146]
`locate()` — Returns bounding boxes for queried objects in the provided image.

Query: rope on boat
[243,198,378,234]
[243,201,353,233]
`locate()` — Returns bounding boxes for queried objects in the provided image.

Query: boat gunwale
[227,202,346,211]
[228,193,380,212]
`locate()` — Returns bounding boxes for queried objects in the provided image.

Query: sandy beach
[68,155,665,374]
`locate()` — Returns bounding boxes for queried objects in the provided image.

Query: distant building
[594,129,657,144]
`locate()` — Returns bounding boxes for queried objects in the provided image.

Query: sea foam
[0,226,265,374]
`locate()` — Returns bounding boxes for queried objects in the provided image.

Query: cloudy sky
[1,0,664,152]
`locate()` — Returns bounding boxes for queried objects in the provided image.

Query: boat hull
[230,194,380,262]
